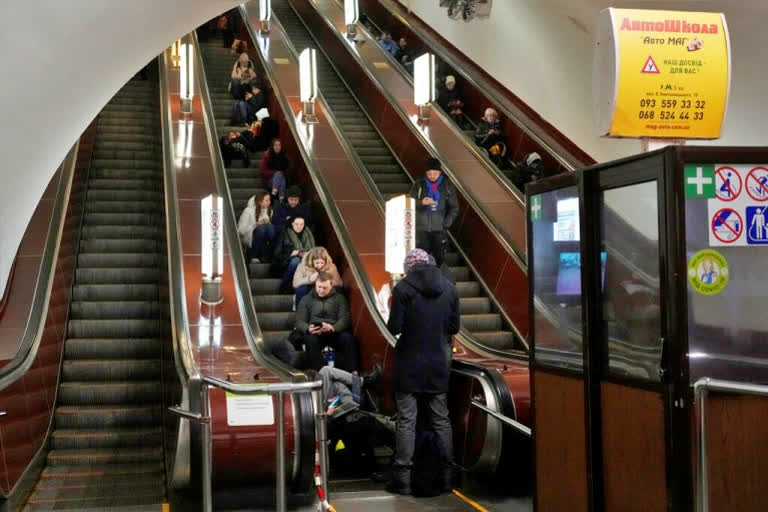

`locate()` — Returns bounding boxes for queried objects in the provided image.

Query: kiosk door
[587,166,677,512]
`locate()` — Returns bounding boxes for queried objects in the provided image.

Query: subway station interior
[0,0,766,511]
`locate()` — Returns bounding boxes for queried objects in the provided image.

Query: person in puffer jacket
[292,246,343,306]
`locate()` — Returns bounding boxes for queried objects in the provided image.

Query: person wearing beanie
[273,185,313,230]
[385,249,460,495]
[408,158,459,268]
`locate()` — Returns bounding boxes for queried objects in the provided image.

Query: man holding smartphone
[295,273,359,372]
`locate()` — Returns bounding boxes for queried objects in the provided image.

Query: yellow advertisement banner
[609,8,730,139]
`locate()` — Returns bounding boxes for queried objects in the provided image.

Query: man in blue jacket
[408,158,460,268]
[272,186,313,230]
[386,249,460,495]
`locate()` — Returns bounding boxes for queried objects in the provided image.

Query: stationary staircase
[24,77,168,511]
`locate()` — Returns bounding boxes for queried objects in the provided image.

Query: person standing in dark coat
[408,158,459,268]
[385,249,460,495]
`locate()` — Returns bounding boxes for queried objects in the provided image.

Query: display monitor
[553,197,580,242]
[556,251,607,295]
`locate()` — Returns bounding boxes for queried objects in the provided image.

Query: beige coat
[292,247,342,289]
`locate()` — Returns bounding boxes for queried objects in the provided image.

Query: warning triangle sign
[642,56,660,74]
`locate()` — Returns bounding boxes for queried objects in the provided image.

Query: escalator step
[85,201,163,214]
[251,278,282,294]
[257,312,296,331]
[70,301,162,320]
[459,297,491,315]
[90,159,161,170]
[448,266,471,281]
[72,284,158,301]
[87,179,162,191]
[27,482,165,504]
[79,239,162,253]
[41,462,164,480]
[59,382,162,405]
[47,447,163,467]
[460,314,503,332]
[61,359,161,381]
[90,168,162,180]
[64,338,162,360]
[252,294,294,312]
[455,281,481,298]
[75,267,161,285]
[67,318,163,339]
[248,262,271,278]
[85,189,163,202]
[77,253,161,268]
[472,331,517,350]
[55,406,162,429]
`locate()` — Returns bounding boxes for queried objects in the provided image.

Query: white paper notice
[225,392,274,427]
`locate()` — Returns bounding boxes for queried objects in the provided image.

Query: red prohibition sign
[714,166,741,202]
[711,207,743,244]
[746,166,768,202]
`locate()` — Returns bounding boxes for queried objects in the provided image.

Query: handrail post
[313,389,329,501]
[201,382,213,512]
[276,390,287,512]
[695,378,710,512]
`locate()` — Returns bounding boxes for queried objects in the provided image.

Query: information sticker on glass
[225,386,274,427]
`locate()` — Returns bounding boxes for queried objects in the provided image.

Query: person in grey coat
[408,158,459,268]
[385,249,460,495]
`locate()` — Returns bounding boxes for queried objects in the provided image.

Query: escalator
[24,78,168,510]
[198,40,298,350]
[272,0,519,352]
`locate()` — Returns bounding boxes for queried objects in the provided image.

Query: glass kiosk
[527,146,768,512]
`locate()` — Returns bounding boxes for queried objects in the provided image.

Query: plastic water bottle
[323,347,336,368]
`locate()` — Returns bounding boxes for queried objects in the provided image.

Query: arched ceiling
[0,0,241,295]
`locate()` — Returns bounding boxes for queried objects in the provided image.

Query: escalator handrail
[191,30,308,383]
[332,0,525,207]
[0,142,79,391]
[159,50,201,391]
[365,0,584,171]
[252,6,523,463]
[285,0,528,270]
[268,6,529,358]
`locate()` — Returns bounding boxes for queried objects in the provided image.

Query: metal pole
[201,383,213,512]
[276,391,287,512]
[696,384,709,512]
[313,389,329,501]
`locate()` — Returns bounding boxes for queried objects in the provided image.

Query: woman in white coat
[237,192,276,262]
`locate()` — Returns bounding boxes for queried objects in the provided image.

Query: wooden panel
[601,382,667,512]
[706,394,768,511]
[534,370,588,512]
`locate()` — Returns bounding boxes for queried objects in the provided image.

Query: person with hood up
[293,246,343,306]
[260,139,290,201]
[237,191,276,262]
[272,215,315,292]
[230,52,257,99]
[272,186,313,230]
[385,249,460,495]
[436,75,465,126]
[513,152,545,191]
[408,158,459,268]
[296,273,359,372]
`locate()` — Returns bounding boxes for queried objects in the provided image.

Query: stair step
[460,314,503,332]
[459,297,491,315]
[252,294,294,312]
[61,359,161,381]
[77,253,161,268]
[70,301,162,319]
[257,312,296,331]
[75,267,161,285]
[59,382,162,406]
[55,405,162,429]
[472,331,518,351]
[64,338,162,360]
[79,239,162,253]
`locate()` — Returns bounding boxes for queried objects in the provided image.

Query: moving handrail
[190,30,308,383]
[244,4,523,466]
[365,0,585,171]
[694,378,768,512]
[159,50,203,487]
[0,143,78,390]
[0,141,79,499]
[267,4,529,358]
[333,0,524,205]
[170,377,326,512]
[285,0,527,265]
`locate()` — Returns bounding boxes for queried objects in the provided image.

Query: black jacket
[474,118,504,149]
[272,225,315,268]
[295,288,351,333]
[437,86,463,113]
[409,178,460,233]
[387,265,460,393]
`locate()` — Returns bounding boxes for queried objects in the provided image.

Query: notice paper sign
[685,164,768,247]
[225,390,274,427]
[595,8,730,139]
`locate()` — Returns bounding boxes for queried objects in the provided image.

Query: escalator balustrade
[24,78,168,511]
[271,0,517,351]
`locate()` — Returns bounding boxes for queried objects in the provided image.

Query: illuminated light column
[414,53,436,121]
[171,39,182,67]
[179,42,194,114]
[300,48,319,123]
[344,0,359,38]
[385,194,416,285]
[201,194,224,305]
[259,0,271,33]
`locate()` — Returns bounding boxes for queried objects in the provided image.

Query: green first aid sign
[530,195,543,221]
[685,164,715,199]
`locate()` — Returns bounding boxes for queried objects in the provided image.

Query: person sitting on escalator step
[377,31,398,55]
[475,107,508,168]
[260,138,290,202]
[219,131,250,168]
[293,246,343,307]
[436,75,465,127]
[272,186,313,230]
[272,215,315,293]
[408,158,459,268]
